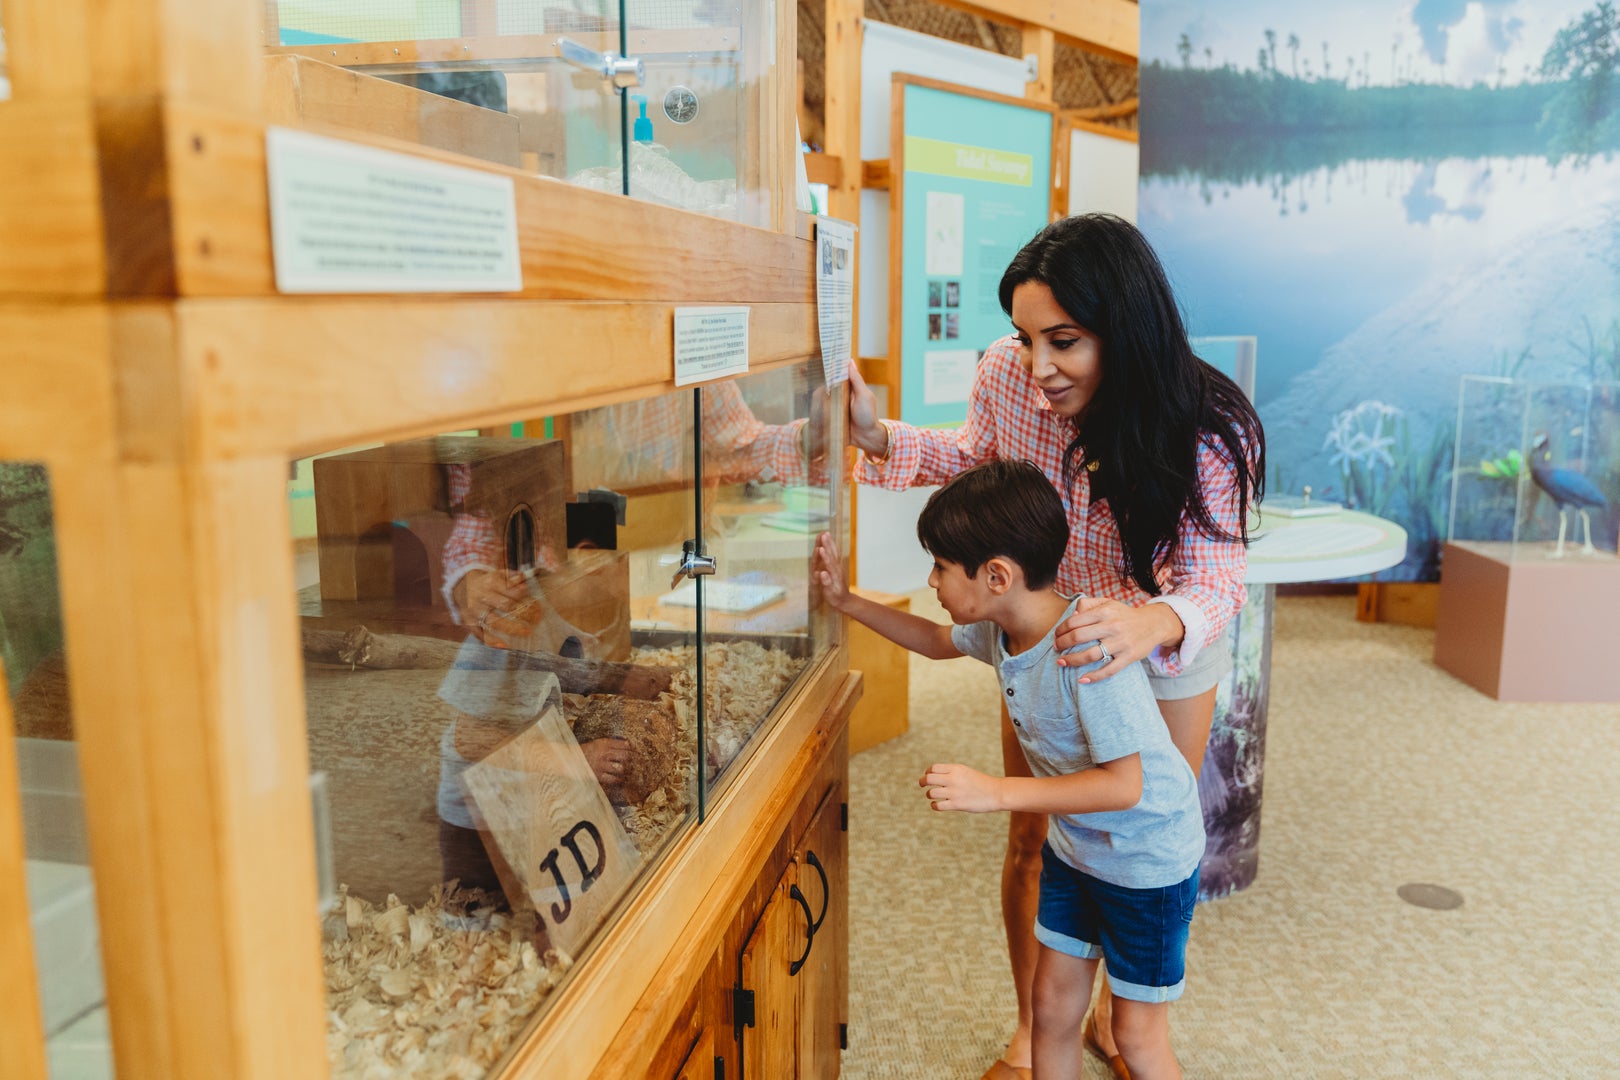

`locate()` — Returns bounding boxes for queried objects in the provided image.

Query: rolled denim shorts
[1145,636,1233,701]
[1032,843,1199,1003]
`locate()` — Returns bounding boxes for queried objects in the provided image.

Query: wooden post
[1022,25,1055,103]
[0,664,49,1080]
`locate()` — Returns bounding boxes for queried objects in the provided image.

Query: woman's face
[1011,281,1102,419]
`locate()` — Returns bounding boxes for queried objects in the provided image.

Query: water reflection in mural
[1141,0,1620,580]
[1197,584,1271,901]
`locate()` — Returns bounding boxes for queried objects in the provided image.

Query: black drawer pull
[804,849,830,935]
[787,883,815,975]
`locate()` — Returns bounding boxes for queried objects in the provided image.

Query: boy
[813,460,1204,1080]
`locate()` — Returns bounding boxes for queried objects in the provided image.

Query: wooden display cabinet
[0,0,858,1077]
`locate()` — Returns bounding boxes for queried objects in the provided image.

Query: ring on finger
[1098,641,1112,664]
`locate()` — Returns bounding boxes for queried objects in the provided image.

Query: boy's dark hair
[916,460,1068,590]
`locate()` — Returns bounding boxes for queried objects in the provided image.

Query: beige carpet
[843,593,1620,1078]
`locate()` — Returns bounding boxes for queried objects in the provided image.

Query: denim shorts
[1032,843,1199,1003]
[1145,636,1233,701]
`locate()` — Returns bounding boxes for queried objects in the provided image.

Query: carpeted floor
[843,592,1620,1078]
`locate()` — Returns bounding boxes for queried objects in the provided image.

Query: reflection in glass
[1,0,10,103]
[294,405,703,1077]
[3,463,115,1079]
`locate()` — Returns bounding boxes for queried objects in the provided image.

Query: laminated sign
[461,701,642,958]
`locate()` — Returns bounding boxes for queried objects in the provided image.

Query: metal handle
[556,36,644,89]
[667,539,718,591]
[787,884,815,976]
[804,850,829,936]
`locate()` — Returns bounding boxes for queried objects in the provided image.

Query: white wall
[854,23,1027,594]
[1066,128,1140,222]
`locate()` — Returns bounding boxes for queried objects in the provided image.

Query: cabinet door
[672,1027,716,1080]
[738,862,808,1080]
[795,784,847,1080]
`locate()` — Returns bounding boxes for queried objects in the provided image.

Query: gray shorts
[1145,636,1233,701]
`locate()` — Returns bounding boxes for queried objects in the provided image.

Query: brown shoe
[979,1060,1032,1080]
[1082,1012,1131,1079]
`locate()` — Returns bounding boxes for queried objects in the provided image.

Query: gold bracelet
[867,419,895,466]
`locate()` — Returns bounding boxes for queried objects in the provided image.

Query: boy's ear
[982,555,1019,595]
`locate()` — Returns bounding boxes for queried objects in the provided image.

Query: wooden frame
[1,0,854,1075]
[885,73,1056,425]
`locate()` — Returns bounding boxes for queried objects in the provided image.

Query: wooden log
[301,625,675,699]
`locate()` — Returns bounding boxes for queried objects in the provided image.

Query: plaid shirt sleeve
[439,463,499,623]
[701,382,816,484]
[854,358,1003,488]
[1148,440,1251,670]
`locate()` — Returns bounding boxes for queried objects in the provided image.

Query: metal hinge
[556,35,645,89]
[840,802,848,832]
[840,1023,848,1050]
[713,1055,725,1080]
[733,987,756,1030]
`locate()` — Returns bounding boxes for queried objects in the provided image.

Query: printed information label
[674,306,751,386]
[266,127,522,293]
[815,217,857,388]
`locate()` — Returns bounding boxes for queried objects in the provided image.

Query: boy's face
[926,557,988,624]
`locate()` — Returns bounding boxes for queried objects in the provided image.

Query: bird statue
[1528,432,1609,557]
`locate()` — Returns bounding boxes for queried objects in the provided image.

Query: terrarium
[1449,376,1620,561]
[261,0,786,226]
[290,359,836,1078]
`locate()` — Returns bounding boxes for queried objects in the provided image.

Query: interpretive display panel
[892,76,1054,429]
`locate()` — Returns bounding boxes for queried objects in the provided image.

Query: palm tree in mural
[1178,32,1193,69]
[1322,41,1331,80]
[1257,47,1269,74]
[1265,28,1278,72]
[1204,46,1214,68]
[1288,33,1300,77]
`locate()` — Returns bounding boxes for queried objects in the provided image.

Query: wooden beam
[823,0,863,228]
[0,102,105,296]
[267,29,737,69]
[804,152,844,187]
[1023,25,1056,103]
[168,299,819,459]
[861,159,891,189]
[928,0,1138,64]
[1064,98,1139,121]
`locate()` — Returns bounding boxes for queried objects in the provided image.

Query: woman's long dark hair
[998,213,1266,597]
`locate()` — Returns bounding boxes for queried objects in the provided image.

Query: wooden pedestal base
[1434,540,1620,701]
[847,587,909,753]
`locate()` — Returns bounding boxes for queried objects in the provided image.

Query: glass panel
[1,0,11,103]
[294,407,697,1078]
[622,0,780,226]
[678,361,838,794]
[262,0,628,183]
[3,463,115,1079]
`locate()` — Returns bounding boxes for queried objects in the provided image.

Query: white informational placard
[923,349,978,405]
[266,127,522,293]
[674,306,750,386]
[814,218,857,388]
[1066,126,1140,223]
[924,190,965,277]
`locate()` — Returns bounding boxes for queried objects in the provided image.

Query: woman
[848,214,1265,1079]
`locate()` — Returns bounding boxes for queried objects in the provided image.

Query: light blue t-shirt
[951,597,1205,889]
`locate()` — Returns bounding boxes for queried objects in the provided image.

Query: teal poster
[897,82,1052,429]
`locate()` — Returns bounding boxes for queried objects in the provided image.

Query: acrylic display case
[0,0,856,1072]
[261,0,792,228]
[1436,376,1620,701]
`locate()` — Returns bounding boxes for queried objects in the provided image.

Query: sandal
[1083,1011,1131,1079]
[979,1059,1033,1080]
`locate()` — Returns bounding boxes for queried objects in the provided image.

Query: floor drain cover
[1398,883,1464,910]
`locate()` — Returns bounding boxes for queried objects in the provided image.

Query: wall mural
[1139,0,1620,579]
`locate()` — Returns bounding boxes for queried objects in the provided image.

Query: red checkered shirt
[440,383,810,618]
[856,335,1251,676]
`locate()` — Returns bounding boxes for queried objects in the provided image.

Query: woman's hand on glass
[846,363,888,458]
[1055,597,1183,682]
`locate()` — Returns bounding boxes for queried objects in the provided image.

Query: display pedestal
[1434,540,1620,702]
[847,588,910,753]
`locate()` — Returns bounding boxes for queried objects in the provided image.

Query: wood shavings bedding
[323,882,569,1080]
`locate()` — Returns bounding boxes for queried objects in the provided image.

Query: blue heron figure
[1528,432,1609,557]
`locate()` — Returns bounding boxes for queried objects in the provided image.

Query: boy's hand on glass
[920,763,1002,813]
[813,531,852,611]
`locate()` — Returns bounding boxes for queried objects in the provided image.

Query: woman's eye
[1052,338,1077,350]
[1015,335,1031,347]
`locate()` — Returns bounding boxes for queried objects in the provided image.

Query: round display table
[1196,509,1407,900]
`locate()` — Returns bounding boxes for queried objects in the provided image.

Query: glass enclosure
[1,0,11,103]
[291,365,834,1077]
[1449,376,1620,561]
[2,463,115,1080]
[261,0,780,226]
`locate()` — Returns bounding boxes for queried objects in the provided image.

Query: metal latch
[556,36,644,89]
[662,539,718,590]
